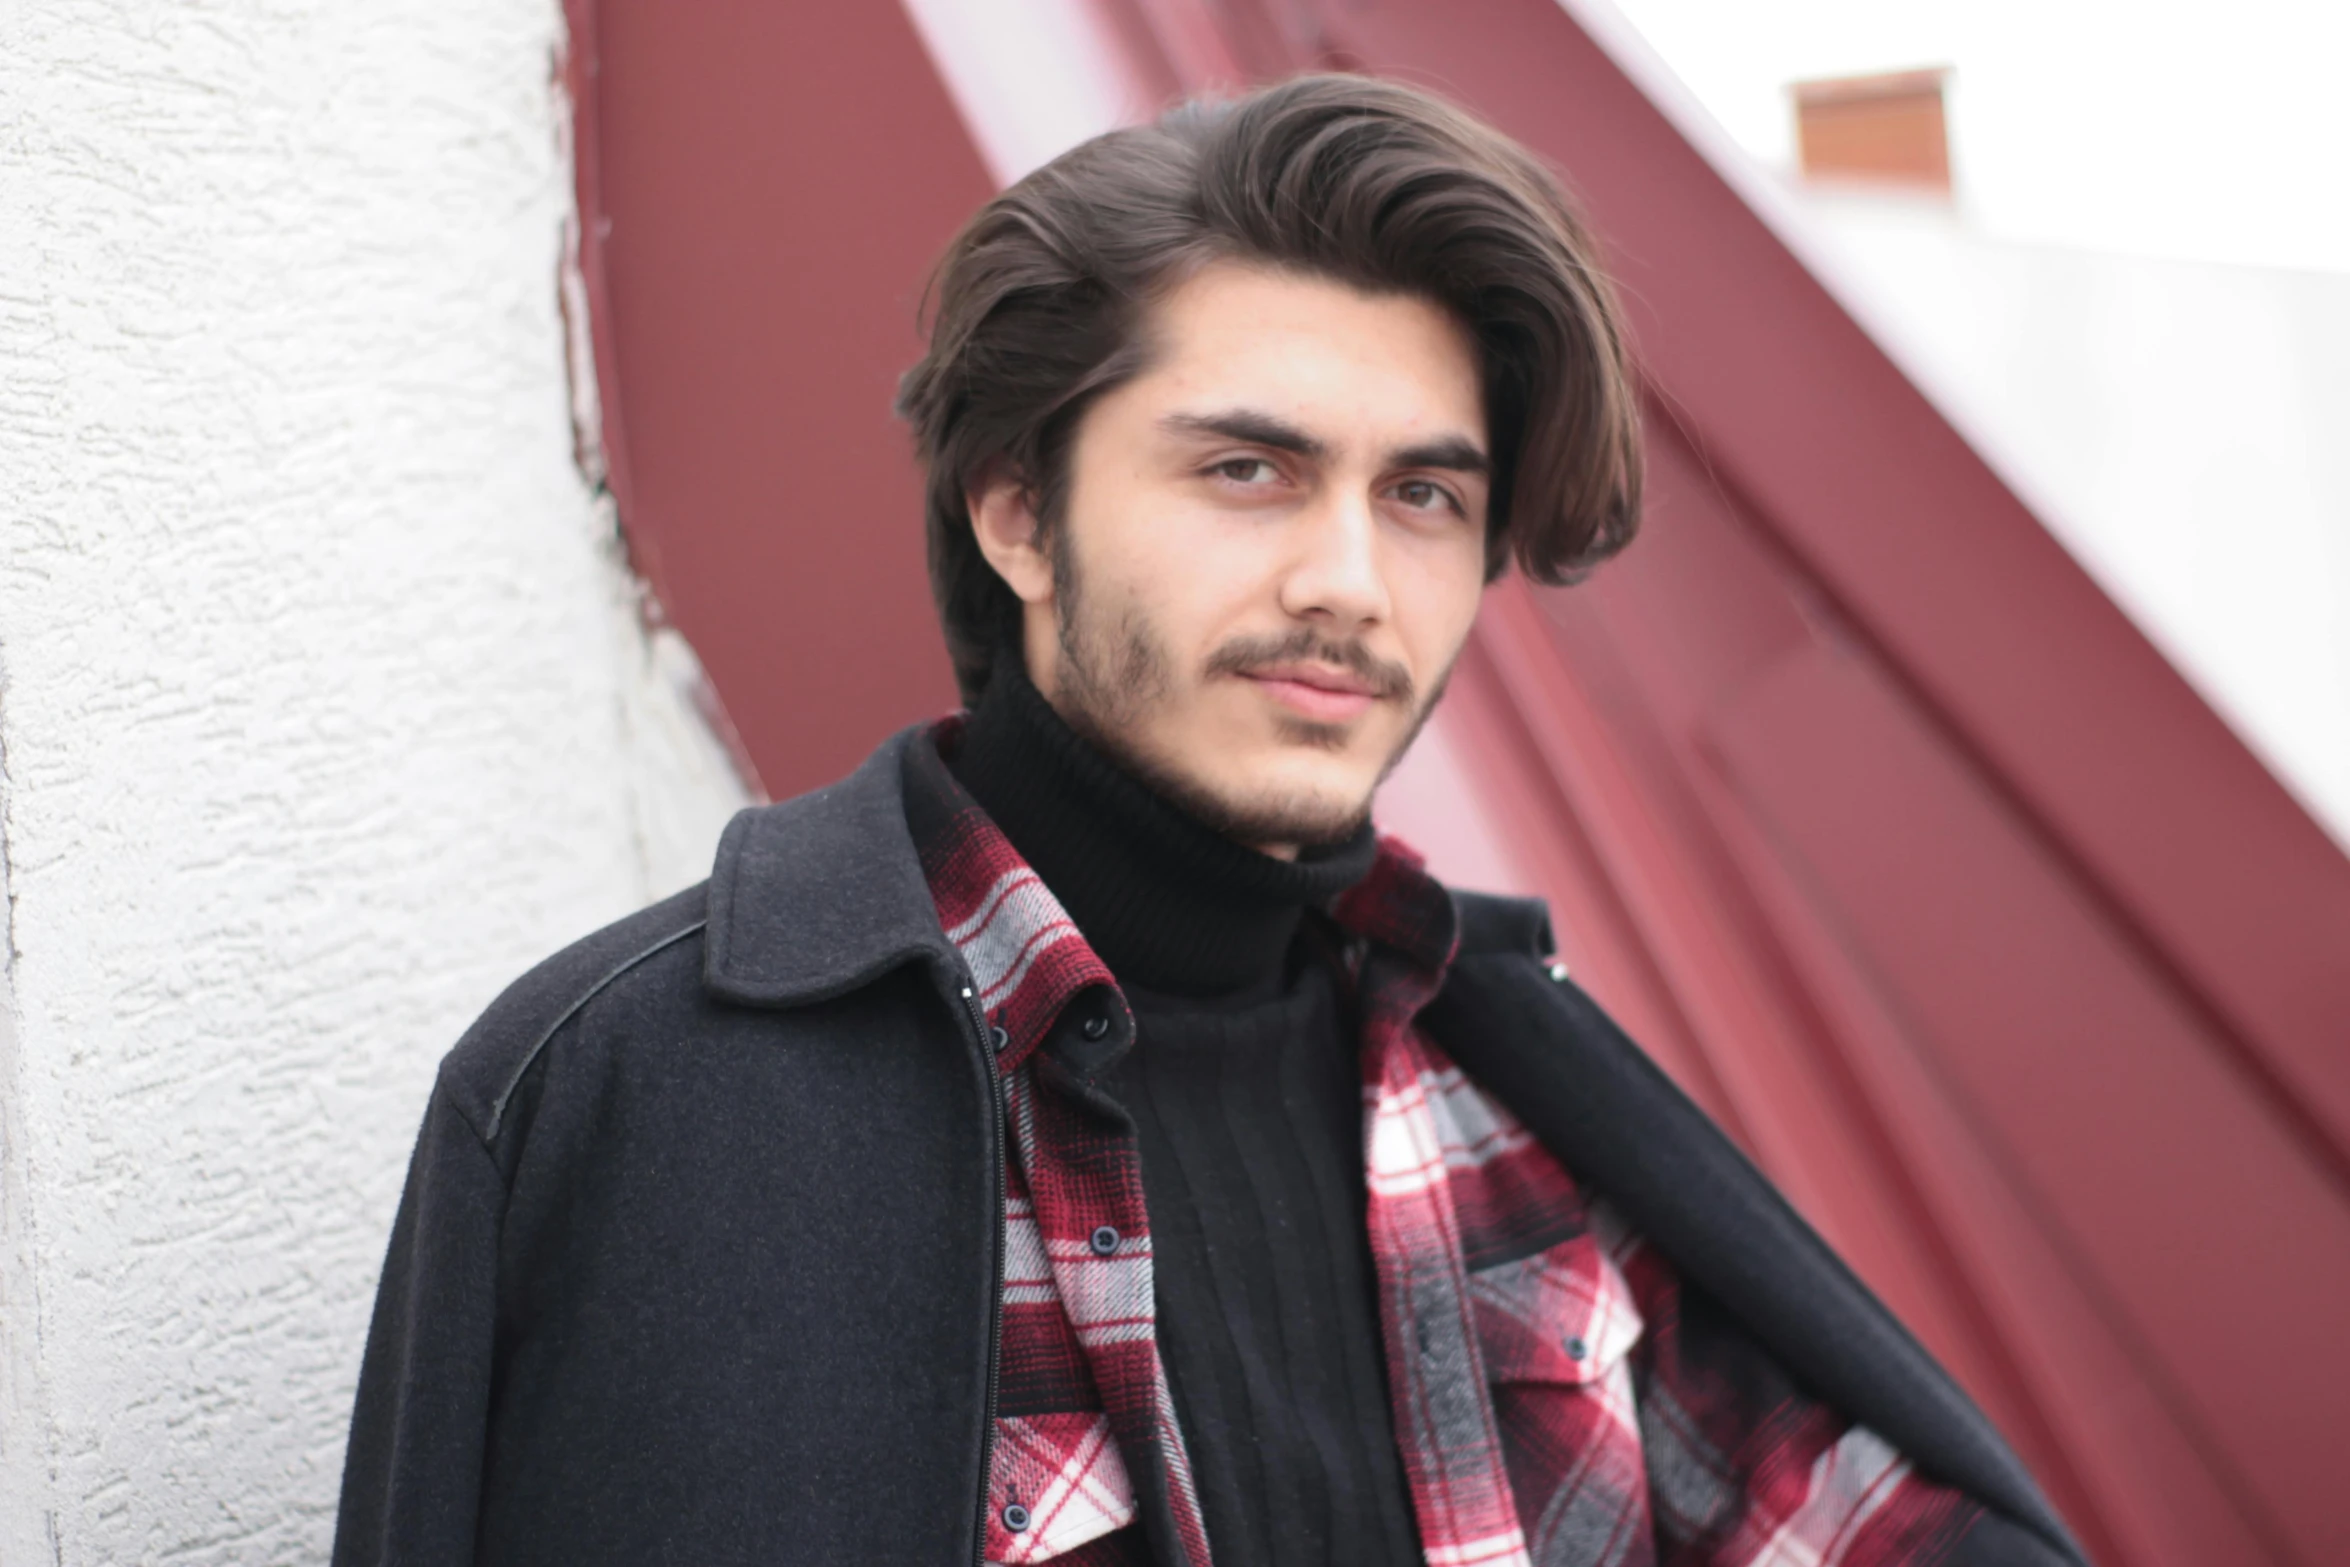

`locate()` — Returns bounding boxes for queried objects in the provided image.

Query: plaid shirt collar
[906,713,1460,1076]
[911,727,1124,1078]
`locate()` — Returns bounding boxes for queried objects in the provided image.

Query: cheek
[1086,500,1278,645]
[1391,537,1488,673]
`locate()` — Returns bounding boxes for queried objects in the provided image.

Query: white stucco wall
[0,3,751,1562]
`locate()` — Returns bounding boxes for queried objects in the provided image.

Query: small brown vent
[1791,68,1952,193]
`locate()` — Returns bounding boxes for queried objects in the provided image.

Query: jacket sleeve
[332,1080,505,1567]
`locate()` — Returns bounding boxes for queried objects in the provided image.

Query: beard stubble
[1046,529,1447,852]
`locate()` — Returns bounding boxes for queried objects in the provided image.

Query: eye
[1210,457,1279,485]
[1392,478,1461,514]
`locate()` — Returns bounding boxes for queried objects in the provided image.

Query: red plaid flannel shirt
[912,727,1981,1567]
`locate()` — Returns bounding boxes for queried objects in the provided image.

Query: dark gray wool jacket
[331,728,2087,1567]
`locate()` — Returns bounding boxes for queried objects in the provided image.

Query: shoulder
[434,881,712,1143]
[1449,888,1555,964]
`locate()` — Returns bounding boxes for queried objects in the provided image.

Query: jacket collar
[702,726,962,1007]
[700,722,1524,1012]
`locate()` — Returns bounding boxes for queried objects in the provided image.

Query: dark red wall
[568,1,984,798]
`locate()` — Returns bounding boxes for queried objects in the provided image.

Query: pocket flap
[985,1411,1138,1563]
[1468,1230,1643,1387]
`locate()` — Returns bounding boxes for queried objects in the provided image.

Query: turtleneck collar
[947,658,1378,997]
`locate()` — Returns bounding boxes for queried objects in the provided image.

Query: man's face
[972,261,1492,855]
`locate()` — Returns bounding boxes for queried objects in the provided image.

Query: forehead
[1131,261,1484,444]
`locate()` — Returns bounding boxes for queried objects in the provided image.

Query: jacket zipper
[956,968,1006,1567]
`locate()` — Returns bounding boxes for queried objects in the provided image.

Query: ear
[967,469,1056,607]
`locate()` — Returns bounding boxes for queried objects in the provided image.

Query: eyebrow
[1388,435,1490,478]
[1160,408,1490,477]
[1161,409,1328,461]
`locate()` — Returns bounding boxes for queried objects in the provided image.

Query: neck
[948,660,1376,996]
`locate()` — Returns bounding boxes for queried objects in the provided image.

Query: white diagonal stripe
[946,867,1033,945]
[948,869,1082,1002]
[1743,1427,1908,1567]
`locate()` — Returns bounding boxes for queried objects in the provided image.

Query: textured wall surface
[0,3,750,1561]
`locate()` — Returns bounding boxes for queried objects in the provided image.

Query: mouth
[1238,662,1383,725]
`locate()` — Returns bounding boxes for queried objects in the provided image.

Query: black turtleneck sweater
[952,665,1423,1567]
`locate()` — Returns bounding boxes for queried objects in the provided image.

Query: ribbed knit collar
[946,659,1378,997]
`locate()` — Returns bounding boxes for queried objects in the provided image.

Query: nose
[1277,488,1391,632]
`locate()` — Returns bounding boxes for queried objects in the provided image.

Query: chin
[1094,701,1388,849]
[1188,758,1379,851]
[1220,792,1373,852]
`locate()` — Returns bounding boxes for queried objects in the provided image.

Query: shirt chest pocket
[1467,1226,1644,1391]
[984,1411,1139,1564]
[1467,1225,1657,1567]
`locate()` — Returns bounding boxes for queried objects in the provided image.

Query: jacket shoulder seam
[480,918,708,1141]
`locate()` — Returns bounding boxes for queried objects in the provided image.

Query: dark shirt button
[1080,1013,1111,1041]
[1001,1502,1031,1534]
[1565,1335,1589,1361]
[990,1024,1010,1051]
[1089,1225,1120,1256]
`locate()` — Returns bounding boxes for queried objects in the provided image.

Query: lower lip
[1245,675,1377,724]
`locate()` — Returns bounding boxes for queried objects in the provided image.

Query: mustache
[1202,629,1415,704]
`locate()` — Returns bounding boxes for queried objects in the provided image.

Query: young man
[336,76,2085,1567]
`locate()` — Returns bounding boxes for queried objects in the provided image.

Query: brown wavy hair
[896,73,1643,704]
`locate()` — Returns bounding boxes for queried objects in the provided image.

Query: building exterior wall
[1794,190,2350,849]
[0,3,749,1561]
